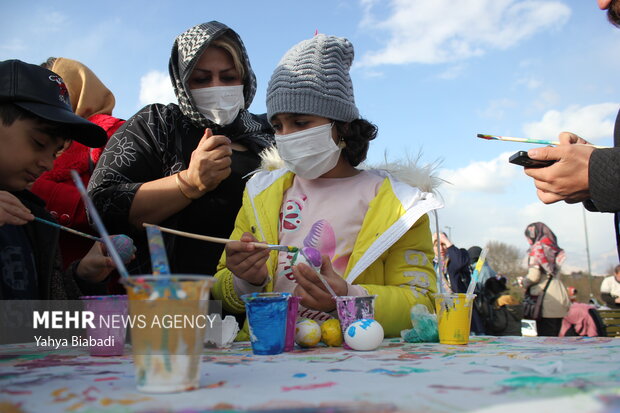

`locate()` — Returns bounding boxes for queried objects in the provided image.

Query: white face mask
[275,122,341,179]
[190,85,244,126]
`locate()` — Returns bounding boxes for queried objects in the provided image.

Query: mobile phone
[509,151,556,168]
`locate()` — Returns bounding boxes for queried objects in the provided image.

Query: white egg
[295,318,321,347]
[344,319,384,351]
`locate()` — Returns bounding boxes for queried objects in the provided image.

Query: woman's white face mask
[191,85,244,126]
[275,122,341,179]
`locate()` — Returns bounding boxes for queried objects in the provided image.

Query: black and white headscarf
[169,21,272,153]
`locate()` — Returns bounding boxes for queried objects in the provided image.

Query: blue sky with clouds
[3,0,619,274]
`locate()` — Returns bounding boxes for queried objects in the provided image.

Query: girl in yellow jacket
[212,34,442,338]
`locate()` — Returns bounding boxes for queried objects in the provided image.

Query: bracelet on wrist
[175,172,201,200]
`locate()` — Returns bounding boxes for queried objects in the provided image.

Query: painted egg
[300,247,322,269]
[320,319,343,347]
[291,247,321,272]
[344,319,384,351]
[110,234,136,264]
[295,318,321,347]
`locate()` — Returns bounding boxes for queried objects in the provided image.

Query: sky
[2,0,619,275]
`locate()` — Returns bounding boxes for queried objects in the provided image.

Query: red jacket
[31,114,125,268]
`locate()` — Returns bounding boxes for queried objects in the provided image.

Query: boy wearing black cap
[0,59,115,299]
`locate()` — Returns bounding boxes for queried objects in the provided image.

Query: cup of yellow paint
[126,275,214,393]
[434,293,476,345]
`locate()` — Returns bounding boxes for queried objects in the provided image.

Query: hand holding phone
[509,151,556,168]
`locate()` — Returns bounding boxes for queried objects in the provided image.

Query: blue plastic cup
[242,292,290,355]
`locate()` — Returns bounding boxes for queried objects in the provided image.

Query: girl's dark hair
[334,118,378,167]
[609,4,620,28]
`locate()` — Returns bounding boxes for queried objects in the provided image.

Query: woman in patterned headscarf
[88,21,273,277]
[521,222,571,336]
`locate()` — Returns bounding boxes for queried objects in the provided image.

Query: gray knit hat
[266,34,359,123]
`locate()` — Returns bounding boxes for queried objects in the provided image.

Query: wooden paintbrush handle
[143,223,271,249]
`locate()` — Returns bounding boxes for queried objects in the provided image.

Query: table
[1,336,619,412]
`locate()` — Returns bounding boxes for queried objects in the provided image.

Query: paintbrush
[143,223,299,253]
[477,133,609,149]
[34,202,136,265]
[34,217,101,242]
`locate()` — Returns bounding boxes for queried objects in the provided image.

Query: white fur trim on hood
[253,145,444,195]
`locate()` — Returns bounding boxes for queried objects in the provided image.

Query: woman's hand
[524,131,594,204]
[293,255,347,312]
[184,128,233,196]
[76,241,116,283]
[225,232,270,285]
[558,131,590,145]
[0,191,34,226]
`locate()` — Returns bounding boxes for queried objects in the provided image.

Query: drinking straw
[70,170,130,280]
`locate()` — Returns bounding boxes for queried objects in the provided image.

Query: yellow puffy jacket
[212,167,443,338]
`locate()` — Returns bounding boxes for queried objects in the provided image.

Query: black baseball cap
[0,59,107,148]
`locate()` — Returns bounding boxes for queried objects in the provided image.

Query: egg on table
[344,319,384,351]
[295,318,321,347]
[321,318,343,347]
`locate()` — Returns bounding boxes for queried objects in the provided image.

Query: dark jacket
[444,245,472,293]
[601,292,620,309]
[0,191,106,299]
[586,108,620,260]
[475,277,523,336]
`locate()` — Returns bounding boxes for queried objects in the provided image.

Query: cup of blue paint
[242,292,290,355]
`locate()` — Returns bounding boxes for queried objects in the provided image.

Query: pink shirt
[274,171,383,321]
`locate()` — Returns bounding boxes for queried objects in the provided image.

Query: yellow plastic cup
[126,275,214,393]
[434,293,476,345]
